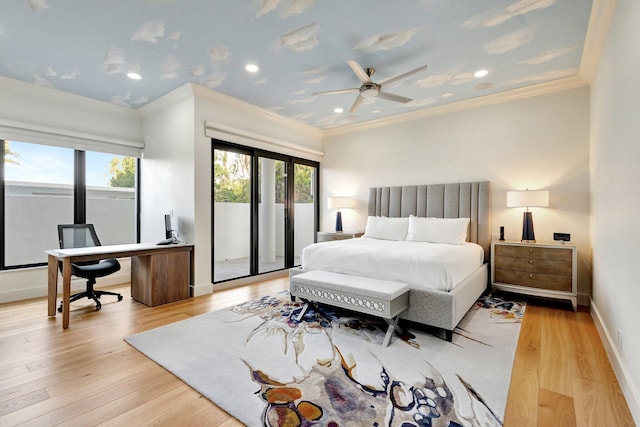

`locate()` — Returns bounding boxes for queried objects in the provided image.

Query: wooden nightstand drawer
[494,244,572,261]
[494,268,572,292]
[326,234,355,241]
[493,255,572,276]
[316,231,364,243]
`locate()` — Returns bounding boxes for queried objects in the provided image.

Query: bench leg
[383,316,402,347]
[294,302,309,322]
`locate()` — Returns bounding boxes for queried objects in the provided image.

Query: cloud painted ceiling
[1,0,593,129]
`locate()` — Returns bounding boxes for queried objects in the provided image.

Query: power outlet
[617,329,622,351]
[491,233,500,241]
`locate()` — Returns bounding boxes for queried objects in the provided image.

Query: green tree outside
[214,150,251,202]
[214,150,314,204]
[293,163,314,203]
[4,141,20,165]
[108,157,136,188]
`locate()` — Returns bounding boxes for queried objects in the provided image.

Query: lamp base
[521,211,535,243]
[335,211,343,232]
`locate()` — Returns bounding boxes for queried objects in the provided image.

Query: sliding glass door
[212,141,318,283]
[213,147,252,282]
[258,156,286,274]
[293,163,316,266]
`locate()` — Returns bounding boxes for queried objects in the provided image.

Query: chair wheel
[96,302,102,310]
[57,305,62,313]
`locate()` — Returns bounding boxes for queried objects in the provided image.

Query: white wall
[140,95,196,245]
[590,0,640,420]
[321,87,591,302]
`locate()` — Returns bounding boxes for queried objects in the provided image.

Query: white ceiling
[1,0,593,129]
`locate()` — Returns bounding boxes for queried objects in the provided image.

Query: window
[3,141,73,266]
[85,152,137,245]
[1,140,139,269]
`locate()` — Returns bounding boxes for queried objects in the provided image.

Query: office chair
[57,224,123,312]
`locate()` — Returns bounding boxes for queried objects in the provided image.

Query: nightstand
[491,241,577,310]
[316,231,364,243]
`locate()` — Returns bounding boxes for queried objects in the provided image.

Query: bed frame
[368,181,491,340]
[290,181,491,341]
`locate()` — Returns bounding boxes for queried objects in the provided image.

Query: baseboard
[213,270,288,291]
[590,299,640,424]
[191,282,214,297]
[0,269,131,304]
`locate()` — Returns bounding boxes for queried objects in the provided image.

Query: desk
[46,243,194,329]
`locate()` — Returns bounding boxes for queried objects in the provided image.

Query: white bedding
[300,237,484,292]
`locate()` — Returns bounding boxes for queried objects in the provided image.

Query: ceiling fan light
[360,85,379,99]
[245,64,259,73]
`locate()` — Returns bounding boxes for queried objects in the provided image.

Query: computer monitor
[164,214,173,239]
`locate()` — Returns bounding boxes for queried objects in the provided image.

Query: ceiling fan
[313,60,429,113]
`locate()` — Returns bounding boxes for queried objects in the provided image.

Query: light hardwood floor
[0,277,635,426]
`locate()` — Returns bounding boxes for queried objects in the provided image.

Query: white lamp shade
[506,190,549,208]
[327,196,355,209]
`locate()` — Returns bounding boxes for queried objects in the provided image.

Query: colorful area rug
[125,292,524,427]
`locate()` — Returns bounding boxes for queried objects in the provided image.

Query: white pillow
[363,216,409,241]
[406,215,470,245]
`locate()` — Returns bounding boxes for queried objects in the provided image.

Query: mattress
[300,237,484,292]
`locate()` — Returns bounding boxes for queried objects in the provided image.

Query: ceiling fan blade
[376,91,413,103]
[347,60,373,84]
[312,88,359,96]
[379,64,429,87]
[349,94,365,113]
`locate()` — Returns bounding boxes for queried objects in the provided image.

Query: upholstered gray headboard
[368,181,491,262]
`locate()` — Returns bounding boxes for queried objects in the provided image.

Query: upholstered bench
[289,270,410,346]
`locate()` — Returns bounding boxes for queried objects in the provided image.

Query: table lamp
[327,196,355,232]
[506,189,549,243]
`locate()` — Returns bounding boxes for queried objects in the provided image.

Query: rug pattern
[126,293,524,427]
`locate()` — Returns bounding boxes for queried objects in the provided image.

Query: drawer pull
[528,249,534,253]
[529,274,534,278]
[528,260,534,264]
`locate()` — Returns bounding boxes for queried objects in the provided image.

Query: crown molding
[579,0,617,83]
[0,75,138,117]
[323,76,588,137]
[137,83,196,117]
[190,83,323,139]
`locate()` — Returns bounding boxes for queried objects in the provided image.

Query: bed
[289,181,491,340]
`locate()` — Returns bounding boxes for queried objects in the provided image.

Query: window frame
[0,139,141,270]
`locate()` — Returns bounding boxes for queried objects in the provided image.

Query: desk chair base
[57,280,123,312]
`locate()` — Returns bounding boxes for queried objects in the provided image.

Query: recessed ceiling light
[245,64,259,73]
[334,107,344,114]
[127,72,141,80]
[441,92,454,98]
[371,109,381,114]
[474,69,488,78]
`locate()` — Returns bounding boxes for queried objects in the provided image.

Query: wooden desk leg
[47,255,58,317]
[62,258,72,329]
